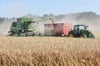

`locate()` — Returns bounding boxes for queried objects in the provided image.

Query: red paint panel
[45,23,72,36]
[63,23,72,36]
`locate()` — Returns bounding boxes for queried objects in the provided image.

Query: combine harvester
[8,17,94,38]
[8,18,36,36]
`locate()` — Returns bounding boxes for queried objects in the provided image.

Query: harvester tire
[18,30,26,36]
[9,32,18,36]
[32,33,35,36]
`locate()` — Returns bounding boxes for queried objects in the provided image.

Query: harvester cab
[68,25,94,38]
[9,18,37,36]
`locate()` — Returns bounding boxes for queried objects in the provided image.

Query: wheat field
[0,33,100,66]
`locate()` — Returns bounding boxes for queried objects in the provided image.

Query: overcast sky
[0,0,100,17]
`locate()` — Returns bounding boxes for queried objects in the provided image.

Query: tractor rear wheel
[80,34,87,38]
[68,33,74,37]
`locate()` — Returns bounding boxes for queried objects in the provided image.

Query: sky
[0,0,100,17]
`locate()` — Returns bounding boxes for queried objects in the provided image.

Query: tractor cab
[73,25,88,31]
[68,25,94,38]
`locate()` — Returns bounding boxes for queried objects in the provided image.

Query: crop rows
[0,36,100,66]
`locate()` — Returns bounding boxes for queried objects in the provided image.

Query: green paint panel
[17,18,33,22]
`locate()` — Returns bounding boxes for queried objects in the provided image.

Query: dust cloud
[0,19,13,36]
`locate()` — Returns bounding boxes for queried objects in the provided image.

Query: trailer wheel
[39,33,41,36]
[61,34,65,37]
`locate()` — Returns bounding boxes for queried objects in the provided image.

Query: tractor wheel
[80,34,87,38]
[68,33,74,37]
[88,32,95,38]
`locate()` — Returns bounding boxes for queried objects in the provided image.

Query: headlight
[21,30,25,33]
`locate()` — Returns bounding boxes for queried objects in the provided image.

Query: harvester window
[16,22,22,27]
[28,22,35,28]
[12,22,17,27]
[24,22,35,29]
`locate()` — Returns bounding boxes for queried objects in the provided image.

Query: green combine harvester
[9,18,37,36]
